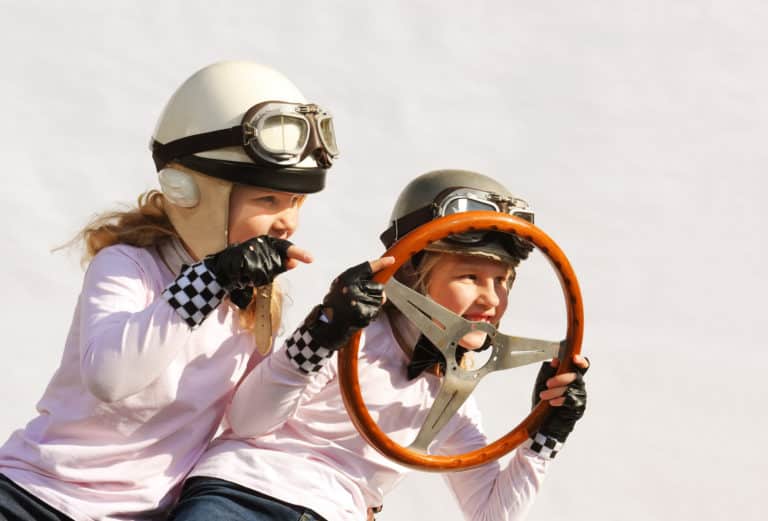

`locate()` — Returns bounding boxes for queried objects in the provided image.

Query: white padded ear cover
[158,168,200,208]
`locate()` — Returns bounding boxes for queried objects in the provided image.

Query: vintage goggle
[151,100,339,170]
[380,187,535,248]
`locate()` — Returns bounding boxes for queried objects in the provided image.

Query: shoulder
[89,243,157,270]
[85,244,162,286]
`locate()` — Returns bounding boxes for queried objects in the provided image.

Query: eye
[253,196,278,206]
[457,273,477,281]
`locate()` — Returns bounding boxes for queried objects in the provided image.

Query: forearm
[228,260,382,434]
[228,331,334,436]
[446,448,551,521]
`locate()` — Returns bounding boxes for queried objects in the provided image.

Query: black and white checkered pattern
[162,261,226,327]
[285,323,334,374]
[529,431,564,459]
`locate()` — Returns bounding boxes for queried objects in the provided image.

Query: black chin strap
[406,334,492,380]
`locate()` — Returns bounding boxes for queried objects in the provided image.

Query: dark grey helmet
[389,169,514,224]
[380,169,534,265]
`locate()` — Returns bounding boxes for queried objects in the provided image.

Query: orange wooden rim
[338,211,583,471]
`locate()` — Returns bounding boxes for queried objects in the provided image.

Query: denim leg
[169,477,327,521]
[0,475,74,521]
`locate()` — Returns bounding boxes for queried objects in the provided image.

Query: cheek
[429,283,472,315]
[495,288,510,317]
[228,214,273,244]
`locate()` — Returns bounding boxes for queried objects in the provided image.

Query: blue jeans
[169,477,328,521]
[0,474,74,521]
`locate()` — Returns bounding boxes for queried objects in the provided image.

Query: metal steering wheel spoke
[383,277,473,354]
[491,336,566,371]
[408,370,480,453]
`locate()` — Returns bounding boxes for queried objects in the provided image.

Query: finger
[284,252,313,271]
[573,354,590,375]
[549,396,566,407]
[285,245,314,264]
[369,256,395,274]
[539,386,567,402]
[546,372,578,389]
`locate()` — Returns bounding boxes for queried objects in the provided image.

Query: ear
[158,168,200,208]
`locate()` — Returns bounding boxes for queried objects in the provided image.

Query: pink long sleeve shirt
[191,312,551,521]
[0,240,262,521]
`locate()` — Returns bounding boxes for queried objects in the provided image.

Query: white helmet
[151,60,338,259]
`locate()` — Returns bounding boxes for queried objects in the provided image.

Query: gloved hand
[532,355,589,442]
[306,261,386,351]
[204,236,292,292]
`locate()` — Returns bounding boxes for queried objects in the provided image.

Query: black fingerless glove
[204,236,292,292]
[163,236,292,326]
[531,362,557,409]
[309,262,385,350]
[532,361,588,444]
[285,262,385,373]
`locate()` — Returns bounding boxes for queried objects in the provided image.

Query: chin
[459,332,488,351]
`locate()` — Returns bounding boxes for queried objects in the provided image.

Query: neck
[386,306,443,377]
[157,236,195,274]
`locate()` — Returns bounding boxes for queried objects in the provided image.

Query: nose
[476,279,500,308]
[270,205,299,239]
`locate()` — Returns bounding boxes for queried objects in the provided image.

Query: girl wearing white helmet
[168,169,589,521]
[0,61,342,521]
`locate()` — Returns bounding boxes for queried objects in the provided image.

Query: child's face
[426,254,512,350]
[227,185,306,245]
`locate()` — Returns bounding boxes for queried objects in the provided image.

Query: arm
[228,259,392,436]
[79,237,298,403]
[440,355,589,520]
[78,247,199,402]
[227,330,337,437]
[437,401,550,521]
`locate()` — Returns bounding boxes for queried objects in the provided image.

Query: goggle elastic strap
[151,129,242,171]
[379,204,436,248]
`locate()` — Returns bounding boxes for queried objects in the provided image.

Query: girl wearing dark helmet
[168,169,589,521]
[0,61,342,521]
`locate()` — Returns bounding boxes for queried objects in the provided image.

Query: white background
[1,2,766,520]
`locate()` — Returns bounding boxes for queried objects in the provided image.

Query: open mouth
[463,314,493,323]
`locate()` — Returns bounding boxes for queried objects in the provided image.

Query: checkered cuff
[528,432,564,459]
[162,261,226,327]
[284,321,334,374]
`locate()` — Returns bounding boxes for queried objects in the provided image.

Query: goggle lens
[442,197,498,216]
[318,116,339,157]
[441,195,533,244]
[258,114,309,155]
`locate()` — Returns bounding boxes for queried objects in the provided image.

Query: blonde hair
[68,189,281,338]
[73,190,176,263]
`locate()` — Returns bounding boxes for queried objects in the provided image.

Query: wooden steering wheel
[338,211,583,471]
